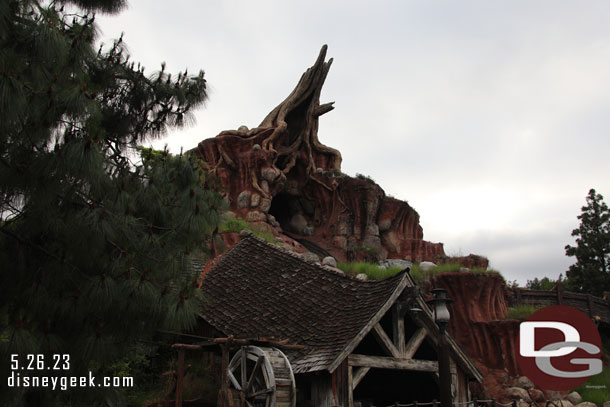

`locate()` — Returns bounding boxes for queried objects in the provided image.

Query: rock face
[191,46,446,263]
[430,272,522,400]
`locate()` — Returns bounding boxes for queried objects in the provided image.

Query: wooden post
[392,306,406,355]
[218,343,230,407]
[347,365,353,407]
[175,348,185,407]
[556,283,563,305]
[438,332,452,407]
[587,294,594,318]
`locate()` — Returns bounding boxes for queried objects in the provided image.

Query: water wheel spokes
[227,346,296,407]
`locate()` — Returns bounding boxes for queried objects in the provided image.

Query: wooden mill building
[199,235,482,407]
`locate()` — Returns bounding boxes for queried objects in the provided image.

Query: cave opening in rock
[269,192,315,235]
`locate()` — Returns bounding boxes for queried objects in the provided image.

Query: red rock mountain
[191,46,480,265]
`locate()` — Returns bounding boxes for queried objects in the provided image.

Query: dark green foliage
[564,189,610,296]
[526,275,563,291]
[504,304,542,321]
[0,0,224,405]
[336,261,403,280]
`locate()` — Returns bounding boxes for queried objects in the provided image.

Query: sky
[96,1,610,285]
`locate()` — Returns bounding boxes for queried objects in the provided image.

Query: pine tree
[565,189,610,296]
[0,0,225,404]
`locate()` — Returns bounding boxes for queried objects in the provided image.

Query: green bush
[408,263,499,285]
[218,216,278,245]
[336,261,403,280]
[218,216,250,233]
[504,304,541,321]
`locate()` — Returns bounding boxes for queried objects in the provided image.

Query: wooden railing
[507,285,610,324]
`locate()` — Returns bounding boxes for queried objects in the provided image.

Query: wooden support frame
[392,306,407,356]
[372,323,401,358]
[348,354,438,372]
[352,366,371,389]
[404,328,427,359]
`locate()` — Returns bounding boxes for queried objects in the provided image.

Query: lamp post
[428,288,453,407]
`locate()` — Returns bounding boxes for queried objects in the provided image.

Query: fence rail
[381,399,577,407]
[507,286,610,324]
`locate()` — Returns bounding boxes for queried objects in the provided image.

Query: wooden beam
[392,306,406,356]
[228,370,242,391]
[347,366,353,407]
[175,349,184,407]
[219,344,229,407]
[348,354,438,372]
[352,367,371,390]
[373,323,401,358]
[241,347,247,391]
[404,328,427,359]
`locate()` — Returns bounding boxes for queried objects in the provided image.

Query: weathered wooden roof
[199,234,482,382]
[199,234,408,373]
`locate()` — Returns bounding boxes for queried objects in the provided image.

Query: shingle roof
[199,235,408,373]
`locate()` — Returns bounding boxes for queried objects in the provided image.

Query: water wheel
[227,346,296,407]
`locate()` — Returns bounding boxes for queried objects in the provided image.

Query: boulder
[603,401,610,407]
[261,167,280,183]
[546,391,563,401]
[419,261,436,271]
[260,198,272,213]
[567,392,583,405]
[322,256,337,267]
[237,191,251,209]
[267,214,281,228]
[356,273,368,281]
[552,400,574,407]
[246,211,267,222]
[504,387,531,402]
[529,389,545,402]
[379,259,413,270]
[514,376,534,389]
[574,403,597,407]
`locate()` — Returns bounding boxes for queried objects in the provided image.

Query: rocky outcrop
[430,272,521,376]
[191,46,445,263]
[430,272,523,401]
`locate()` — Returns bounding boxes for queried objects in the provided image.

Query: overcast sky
[96,1,610,285]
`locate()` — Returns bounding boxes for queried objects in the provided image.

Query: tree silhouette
[565,189,610,296]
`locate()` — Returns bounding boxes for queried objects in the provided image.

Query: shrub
[218,216,250,233]
[408,263,499,285]
[504,304,541,321]
[336,262,403,280]
[219,216,278,245]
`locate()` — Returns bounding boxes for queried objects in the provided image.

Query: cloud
[95,0,610,285]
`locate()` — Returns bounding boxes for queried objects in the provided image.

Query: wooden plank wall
[310,361,349,407]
